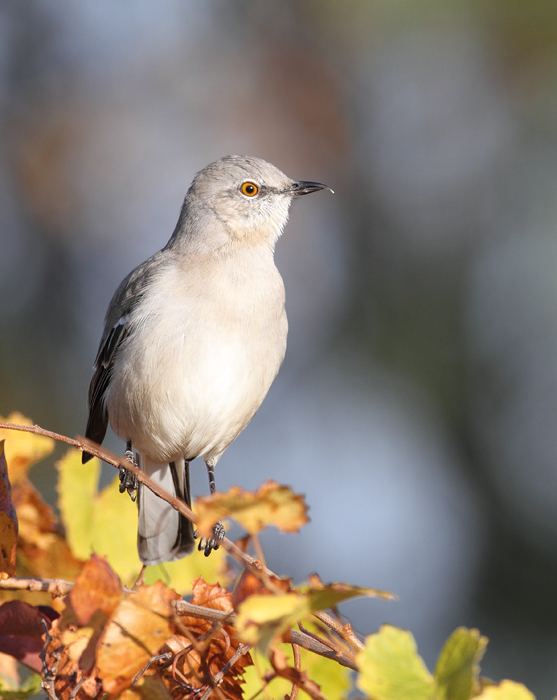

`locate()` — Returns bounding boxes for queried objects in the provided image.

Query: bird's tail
[137,455,195,565]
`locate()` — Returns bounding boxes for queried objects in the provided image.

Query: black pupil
[245,184,255,194]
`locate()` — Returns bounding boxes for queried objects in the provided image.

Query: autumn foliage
[0,413,537,700]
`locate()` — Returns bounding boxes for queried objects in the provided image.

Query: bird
[82,155,332,565]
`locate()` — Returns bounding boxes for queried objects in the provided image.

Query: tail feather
[137,455,195,565]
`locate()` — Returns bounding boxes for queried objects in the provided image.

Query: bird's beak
[288,180,334,197]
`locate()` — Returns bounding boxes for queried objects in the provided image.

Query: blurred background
[1,0,557,693]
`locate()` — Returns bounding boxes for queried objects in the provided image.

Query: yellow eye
[240,181,259,197]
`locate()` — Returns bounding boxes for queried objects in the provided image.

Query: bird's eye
[240,181,259,197]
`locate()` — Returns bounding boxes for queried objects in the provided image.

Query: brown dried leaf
[232,570,292,607]
[96,581,180,697]
[196,480,309,538]
[170,578,252,700]
[0,442,17,578]
[47,618,103,700]
[0,412,54,484]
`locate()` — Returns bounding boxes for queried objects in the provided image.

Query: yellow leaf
[356,625,435,700]
[196,480,309,538]
[243,632,351,700]
[0,441,17,578]
[142,546,230,595]
[58,449,142,583]
[477,680,536,700]
[434,627,488,700]
[58,448,230,591]
[236,592,308,654]
[57,448,100,561]
[0,412,54,484]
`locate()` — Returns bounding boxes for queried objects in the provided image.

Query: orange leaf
[12,478,82,582]
[69,554,123,626]
[196,480,309,538]
[0,441,17,578]
[96,582,180,697]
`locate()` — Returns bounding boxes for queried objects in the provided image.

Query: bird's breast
[106,254,288,462]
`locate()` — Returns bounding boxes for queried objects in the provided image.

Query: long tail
[137,455,195,565]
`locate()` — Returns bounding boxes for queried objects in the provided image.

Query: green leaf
[477,680,536,700]
[434,627,488,700]
[0,671,43,700]
[356,625,436,700]
[303,579,395,610]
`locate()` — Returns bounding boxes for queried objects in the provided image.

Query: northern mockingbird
[83,155,331,565]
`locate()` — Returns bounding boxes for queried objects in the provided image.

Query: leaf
[356,625,436,700]
[56,448,100,561]
[0,413,54,485]
[304,573,395,608]
[196,480,309,538]
[68,554,123,626]
[58,448,230,591]
[96,581,180,697]
[170,579,252,700]
[12,479,82,583]
[477,680,536,700]
[269,647,328,700]
[119,675,173,700]
[236,593,307,654]
[243,634,351,700]
[236,577,391,655]
[0,442,17,578]
[0,671,43,700]
[0,600,56,673]
[434,627,488,700]
[232,570,292,607]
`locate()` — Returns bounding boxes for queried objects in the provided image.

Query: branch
[0,576,74,596]
[0,421,274,582]
[0,421,362,670]
[174,601,357,671]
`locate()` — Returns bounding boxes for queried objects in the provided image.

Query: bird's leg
[196,460,225,557]
[119,440,139,501]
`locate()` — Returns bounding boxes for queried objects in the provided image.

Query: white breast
[106,248,288,463]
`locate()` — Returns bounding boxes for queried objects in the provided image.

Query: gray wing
[82,252,165,463]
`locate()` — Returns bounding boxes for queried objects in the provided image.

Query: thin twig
[0,576,74,595]
[313,610,365,651]
[132,651,173,685]
[174,602,358,670]
[287,643,301,700]
[39,619,59,700]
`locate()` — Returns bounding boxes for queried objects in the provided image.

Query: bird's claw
[195,521,225,557]
[119,450,138,501]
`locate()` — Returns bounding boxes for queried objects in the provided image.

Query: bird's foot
[119,448,138,502]
[195,521,225,557]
